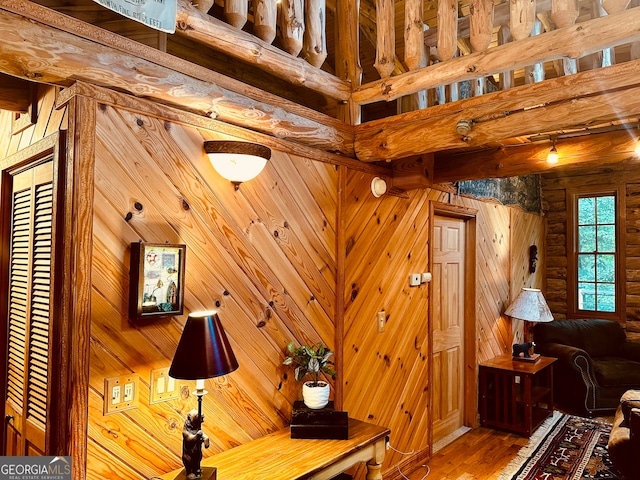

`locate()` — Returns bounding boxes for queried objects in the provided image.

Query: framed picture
[129,242,186,320]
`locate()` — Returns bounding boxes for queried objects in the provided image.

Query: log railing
[184,0,640,124]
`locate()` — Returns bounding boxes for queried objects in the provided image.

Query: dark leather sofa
[533,319,640,416]
[608,389,640,480]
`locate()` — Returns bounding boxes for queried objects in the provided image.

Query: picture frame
[129,242,186,320]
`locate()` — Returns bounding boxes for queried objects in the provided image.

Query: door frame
[428,201,478,452]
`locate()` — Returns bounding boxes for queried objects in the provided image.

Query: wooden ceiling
[2,0,640,183]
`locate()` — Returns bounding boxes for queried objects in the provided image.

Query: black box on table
[290,401,349,440]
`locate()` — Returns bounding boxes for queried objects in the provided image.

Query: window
[570,190,622,318]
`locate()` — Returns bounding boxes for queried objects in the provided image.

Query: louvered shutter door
[7,188,31,412]
[4,161,54,455]
[27,182,53,429]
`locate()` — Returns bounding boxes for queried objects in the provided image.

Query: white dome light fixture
[371,177,387,197]
[204,140,271,190]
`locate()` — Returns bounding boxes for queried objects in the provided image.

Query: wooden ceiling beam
[353,6,640,105]
[0,73,31,112]
[354,57,640,162]
[0,0,354,157]
[433,129,639,183]
[174,0,350,103]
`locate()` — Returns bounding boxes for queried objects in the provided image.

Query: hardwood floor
[400,414,616,480]
[401,427,529,479]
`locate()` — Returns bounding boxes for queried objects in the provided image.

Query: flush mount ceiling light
[204,140,271,190]
[547,136,559,164]
[371,177,387,197]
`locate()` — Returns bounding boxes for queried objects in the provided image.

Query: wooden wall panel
[88,103,339,479]
[510,208,547,343]
[461,199,512,362]
[343,181,541,477]
[343,175,440,474]
[541,187,568,317]
[1,85,545,479]
[0,85,67,160]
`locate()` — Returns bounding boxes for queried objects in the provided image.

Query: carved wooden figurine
[182,409,210,479]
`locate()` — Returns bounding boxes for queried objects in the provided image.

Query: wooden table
[479,354,556,437]
[160,418,390,480]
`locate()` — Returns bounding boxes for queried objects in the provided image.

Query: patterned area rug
[499,411,621,480]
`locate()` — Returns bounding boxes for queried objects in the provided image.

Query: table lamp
[504,287,554,362]
[169,311,239,479]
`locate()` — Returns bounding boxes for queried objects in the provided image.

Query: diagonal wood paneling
[344,184,543,477]
[88,102,339,478]
[1,85,546,480]
[510,208,546,343]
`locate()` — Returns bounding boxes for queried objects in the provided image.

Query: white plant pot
[302,381,330,409]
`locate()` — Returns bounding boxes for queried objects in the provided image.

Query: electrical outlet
[104,373,140,415]
[377,311,385,334]
[123,382,134,402]
[111,385,121,405]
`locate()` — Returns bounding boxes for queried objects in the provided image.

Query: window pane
[578,282,595,310]
[575,193,617,315]
[597,196,615,224]
[578,197,595,225]
[578,255,595,281]
[597,225,615,252]
[597,283,615,312]
[596,254,615,282]
[578,226,596,252]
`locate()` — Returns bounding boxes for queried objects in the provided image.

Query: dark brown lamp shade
[169,311,239,380]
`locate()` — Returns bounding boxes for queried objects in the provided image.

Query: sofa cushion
[534,319,626,357]
[593,359,640,387]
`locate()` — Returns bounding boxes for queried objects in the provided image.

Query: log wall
[0,86,545,479]
[542,160,640,331]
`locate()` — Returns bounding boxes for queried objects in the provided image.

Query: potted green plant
[283,341,336,409]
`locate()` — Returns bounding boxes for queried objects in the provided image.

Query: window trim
[567,186,626,321]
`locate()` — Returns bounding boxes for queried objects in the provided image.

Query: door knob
[5,415,13,422]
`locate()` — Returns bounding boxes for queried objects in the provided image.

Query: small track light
[547,137,559,164]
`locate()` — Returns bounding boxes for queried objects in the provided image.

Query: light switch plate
[149,367,179,405]
[104,373,140,415]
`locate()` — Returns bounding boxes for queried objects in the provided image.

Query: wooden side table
[479,354,556,437]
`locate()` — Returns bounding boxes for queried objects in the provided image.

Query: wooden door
[432,215,466,444]
[3,159,54,457]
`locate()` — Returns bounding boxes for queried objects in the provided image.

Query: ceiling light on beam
[547,136,559,164]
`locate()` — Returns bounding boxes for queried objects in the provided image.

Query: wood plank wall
[543,160,640,331]
[0,85,545,479]
[89,101,338,479]
[342,184,545,477]
[0,85,67,158]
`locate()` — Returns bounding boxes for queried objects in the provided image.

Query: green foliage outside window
[576,194,616,313]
